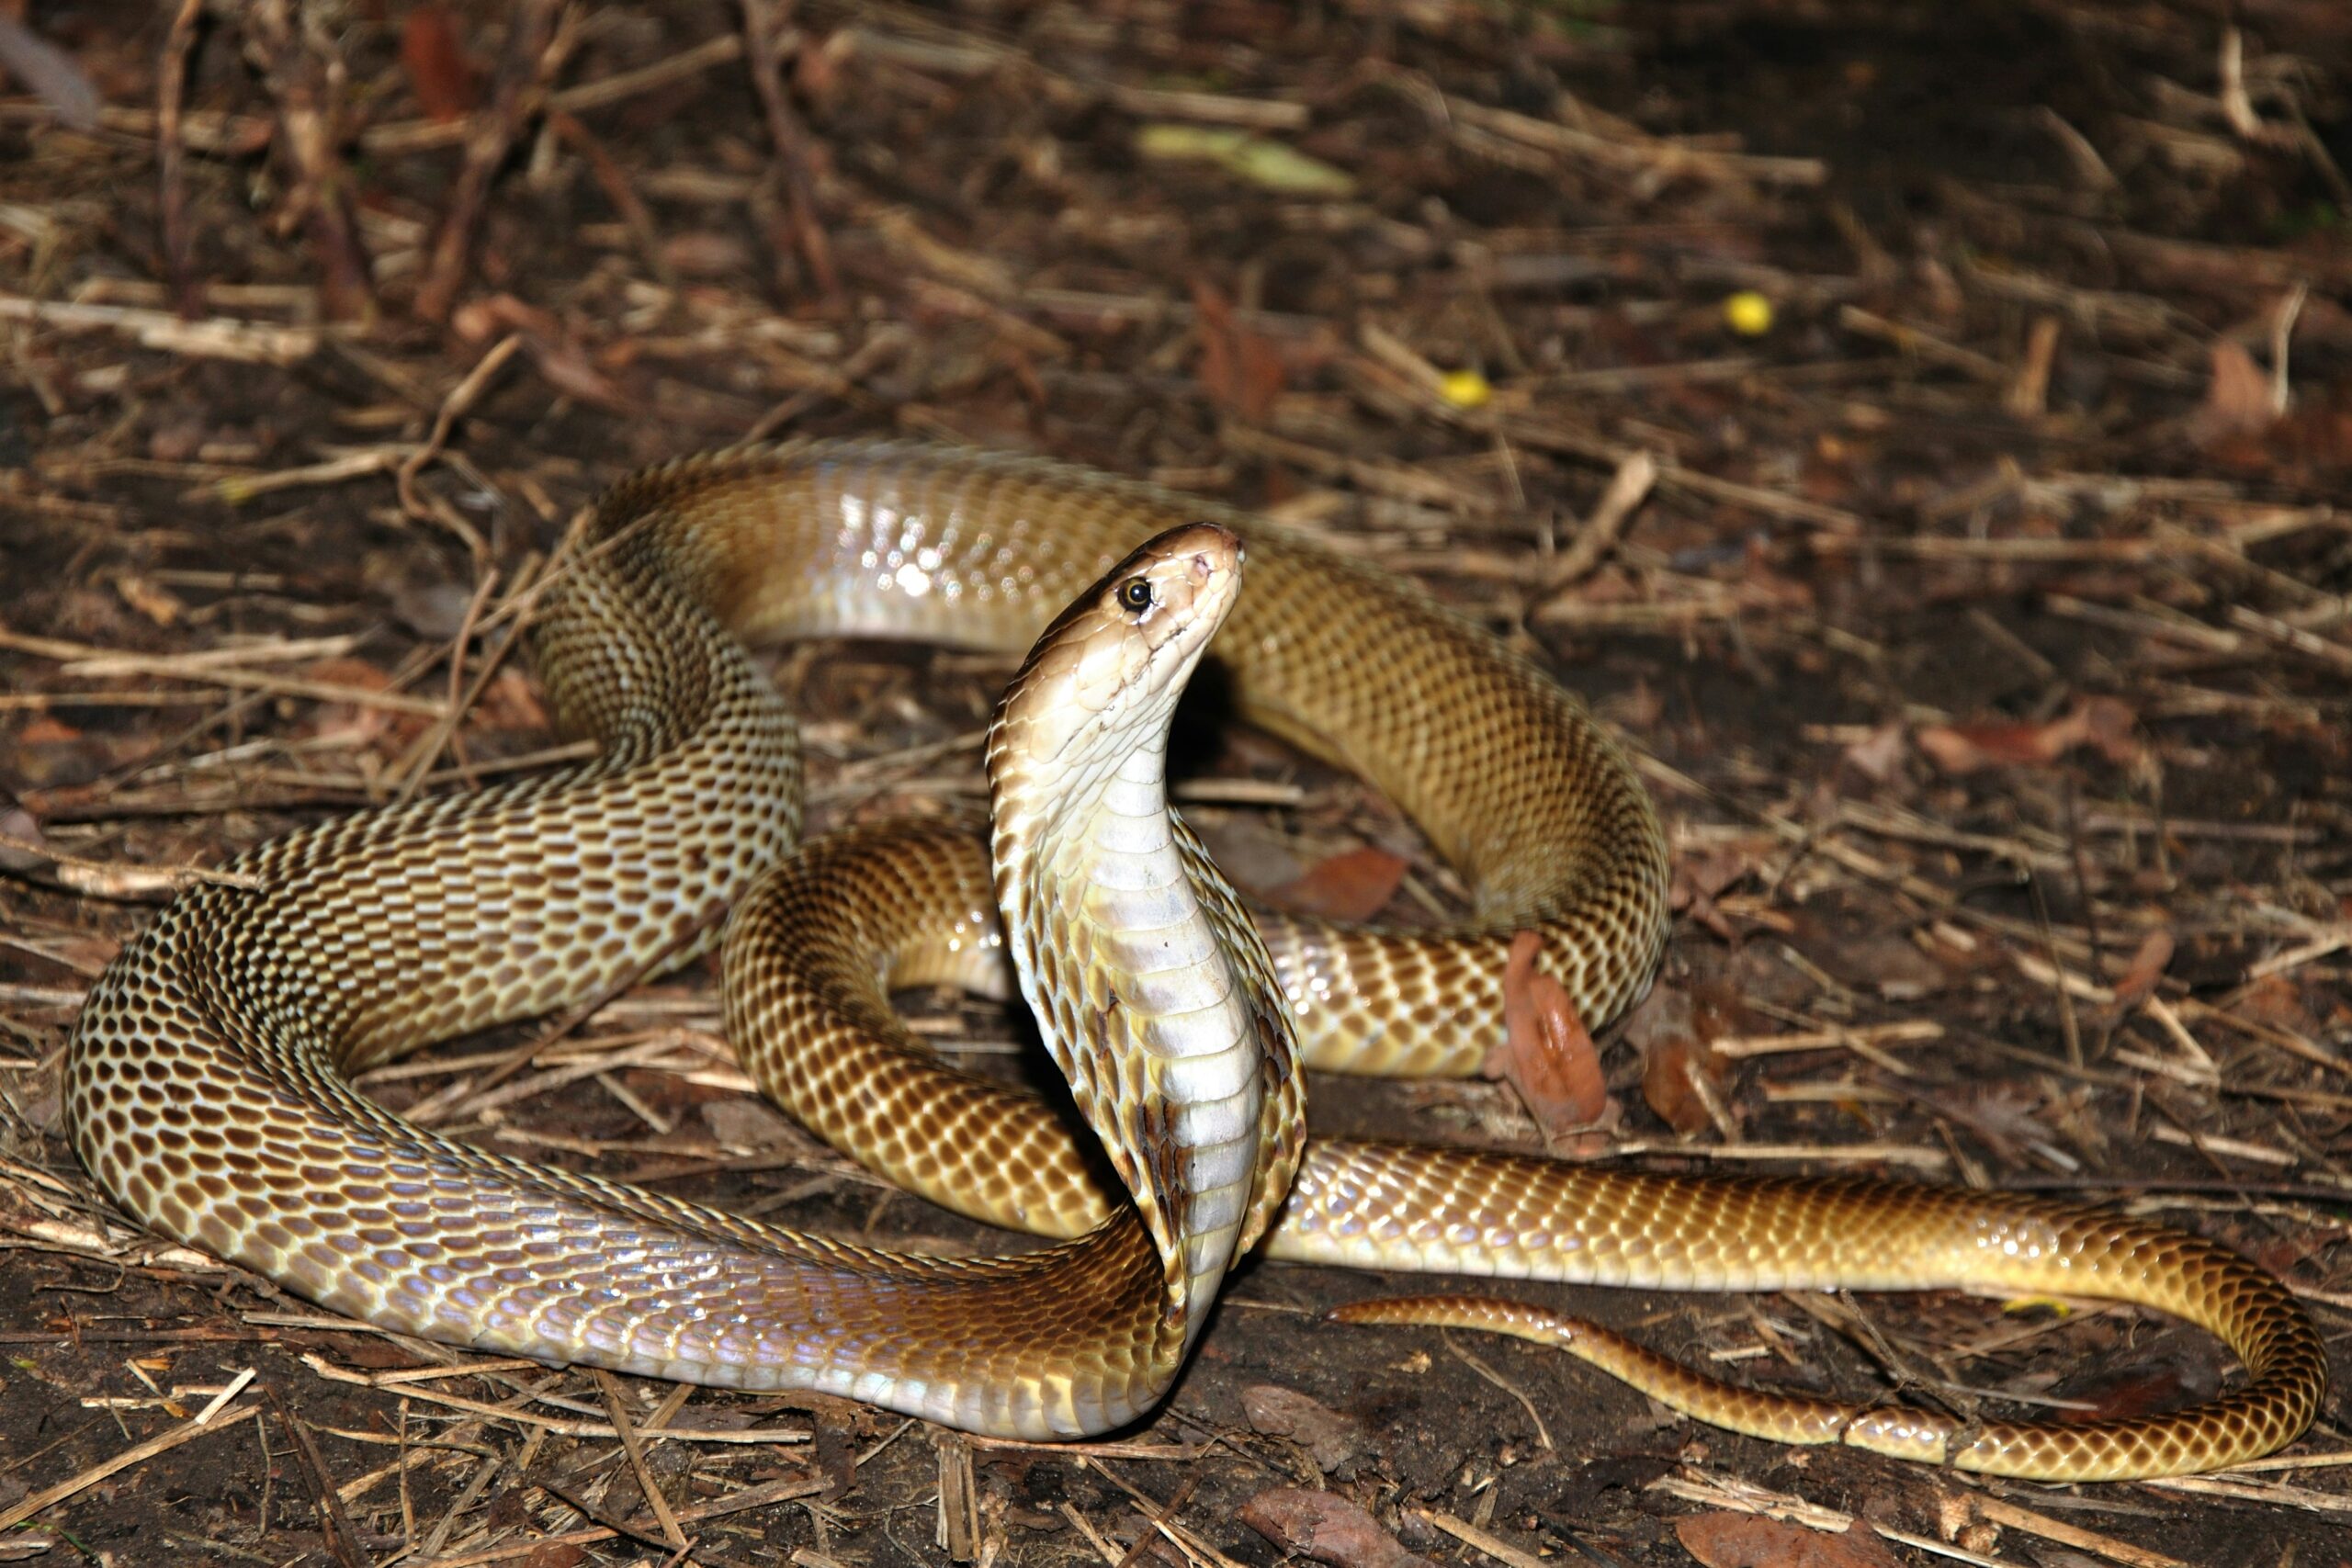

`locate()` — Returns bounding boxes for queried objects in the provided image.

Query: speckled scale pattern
[67,441,2324,1472]
[728,827,2328,1479]
[1314,1171,2326,1481]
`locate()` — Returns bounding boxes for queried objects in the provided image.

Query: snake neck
[987,547,1266,1357]
[997,737,1265,1350]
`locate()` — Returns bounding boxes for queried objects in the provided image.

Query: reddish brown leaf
[303,657,394,693]
[1239,1487,1431,1568]
[17,716,82,746]
[2050,1359,2209,1425]
[1914,696,2139,776]
[2232,973,2321,1035]
[2073,695,2139,763]
[1192,278,1286,422]
[400,4,481,123]
[1629,987,1727,1138]
[1266,846,1408,922]
[2187,339,2275,449]
[451,296,632,412]
[1675,1512,1903,1568]
[1485,931,1609,1137]
[477,667,550,732]
[2109,929,2175,1010]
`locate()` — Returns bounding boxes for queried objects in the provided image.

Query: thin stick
[155,0,206,315]
[593,1369,689,1551]
[740,0,839,302]
[0,829,262,896]
[415,0,570,321]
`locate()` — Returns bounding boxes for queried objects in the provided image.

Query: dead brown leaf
[1675,1512,1902,1568]
[304,656,401,751]
[400,3,481,123]
[1484,931,1609,1137]
[477,666,551,733]
[2187,339,2275,449]
[1672,839,1765,942]
[2109,929,2175,1010]
[1628,987,1729,1138]
[1914,696,2138,775]
[1242,1384,1367,1473]
[450,295,631,412]
[1193,278,1286,422]
[1840,721,1909,784]
[2050,1358,2211,1426]
[2230,973,2321,1036]
[15,716,81,747]
[1266,846,1408,922]
[1239,1488,1432,1568]
[701,1099,800,1154]
[1790,906,1951,1001]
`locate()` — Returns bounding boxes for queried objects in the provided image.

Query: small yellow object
[1439,368,1492,408]
[1724,290,1775,336]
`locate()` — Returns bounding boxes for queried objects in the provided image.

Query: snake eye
[1118,578,1154,615]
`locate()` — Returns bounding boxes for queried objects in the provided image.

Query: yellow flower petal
[1724,290,1775,336]
[1439,368,1492,408]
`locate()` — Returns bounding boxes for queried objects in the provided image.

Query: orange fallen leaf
[1485,931,1609,1139]
[2231,973,2320,1035]
[2188,338,2275,450]
[1676,1512,1903,1568]
[451,295,631,412]
[1914,696,2138,775]
[1192,278,1285,423]
[401,4,481,124]
[2109,929,2175,1010]
[17,716,82,746]
[303,657,394,692]
[477,666,551,732]
[1266,846,1408,922]
[1628,987,1728,1139]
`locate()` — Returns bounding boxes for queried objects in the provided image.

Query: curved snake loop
[66,440,2324,1477]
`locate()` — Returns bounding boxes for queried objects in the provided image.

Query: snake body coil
[66,441,2324,1477]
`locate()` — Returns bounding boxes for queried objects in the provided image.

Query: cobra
[64,441,2323,1479]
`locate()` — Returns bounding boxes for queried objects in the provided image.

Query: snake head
[989,522,1244,778]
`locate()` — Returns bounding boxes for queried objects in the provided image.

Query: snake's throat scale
[63,439,2325,1474]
